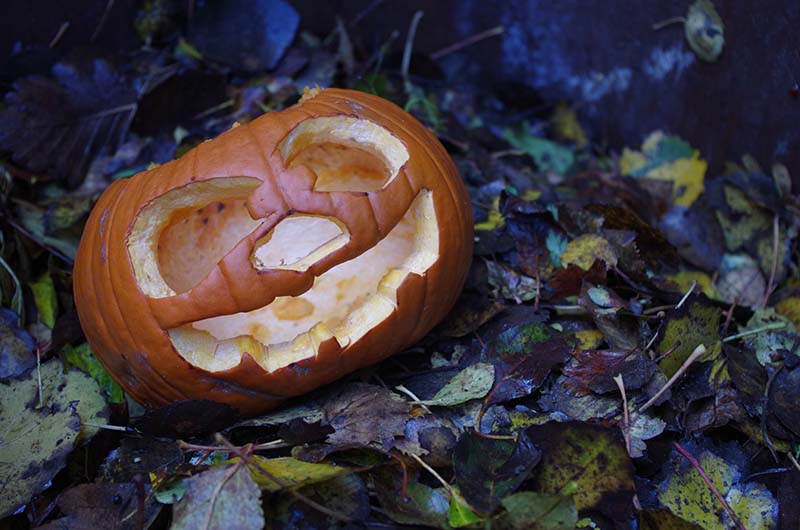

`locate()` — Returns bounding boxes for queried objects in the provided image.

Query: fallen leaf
[0,361,81,517]
[422,362,495,407]
[656,300,722,377]
[245,455,352,492]
[685,0,725,62]
[0,308,35,380]
[29,273,57,328]
[498,491,578,530]
[639,509,703,530]
[171,464,263,530]
[658,443,778,530]
[528,422,635,521]
[452,430,541,513]
[35,482,161,530]
[487,260,538,303]
[61,342,124,403]
[323,383,410,451]
[269,474,370,528]
[563,349,657,396]
[716,253,766,308]
[504,125,575,175]
[559,234,617,271]
[551,103,587,148]
[373,471,450,528]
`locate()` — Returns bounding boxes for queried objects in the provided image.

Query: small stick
[640,344,706,412]
[673,442,747,530]
[613,374,631,455]
[788,452,800,473]
[83,422,139,433]
[762,214,780,308]
[401,11,424,87]
[675,280,697,310]
[408,453,460,500]
[430,25,505,60]
[91,0,115,42]
[49,22,70,48]
[36,345,43,408]
[652,16,686,30]
[722,322,787,343]
[394,384,432,414]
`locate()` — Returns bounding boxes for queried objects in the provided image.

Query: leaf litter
[0,1,797,528]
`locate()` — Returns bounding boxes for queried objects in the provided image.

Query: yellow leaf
[574,329,604,350]
[560,235,617,271]
[243,456,351,492]
[776,297,800,329]
[520,189,542,201]
[475,196,505,231]
[665,271,719,300]
[619,148,647,176]
[551,104,588,148]
[648,155,707,207]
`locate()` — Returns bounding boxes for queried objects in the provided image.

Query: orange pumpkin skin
[73,88,473,416]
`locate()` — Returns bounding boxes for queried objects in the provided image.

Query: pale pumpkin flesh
[129,117,439,373]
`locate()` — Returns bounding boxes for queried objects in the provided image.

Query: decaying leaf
[171,464,263,530]
[422,362,495,407]
[498,491,578,530]
[0,361,83,517]
[528,422,635,521]
[684,0,725,62]
[656,300,721,377]
[0,308,36,380]
[658,443,778,530]
[452,431,541,514]
[245,455,352,492]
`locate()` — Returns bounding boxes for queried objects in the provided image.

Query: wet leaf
[551,103,587,148]
[0,57,137,187]
[29,273,57,328]
[0,308,36,380]
[563,349,657,396]
[323,383,410,451]
[559,234,617,270]
[422,362,495,407]
[269,473,370,528]
[245,455,352,492]
[498,491,578,530]
[487,260,538,303]
[685,0,725,62]
[658,443,778,530]
[374,475,450,528]
[504,125,575,174]
[628,411,666,458]
[0,361,81,517]
[639,509,703,530]
[171,464,263,530]
[61,342,124,403]
[716,253,766,308]
[528,422,635,520]
[35,482,161,530]
[98,436,184,483]
[453,430,541,513]
[656,300,722,377]
[449,489,484,527]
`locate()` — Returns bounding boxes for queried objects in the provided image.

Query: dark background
[3,0,799,183]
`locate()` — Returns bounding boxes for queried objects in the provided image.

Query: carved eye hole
[278,116,409,192]
[128,177,262,298]
[251,215,349,273]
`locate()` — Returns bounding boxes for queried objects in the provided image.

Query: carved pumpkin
[73,88,473,415]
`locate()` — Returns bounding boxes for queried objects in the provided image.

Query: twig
[673,442,747,530]
[49,22,70,48]
[788,451,800,473]
[652,16,686,30]
[91,0,115,42]
[408,453,459,499]
[83,422,140,433]
[640,344,706,412]
[214,434,353,523]
[762,214,780,308]
[675,280,697,310]
[348,0,385,28]
[721,301,737,336]
[36,345,43,408]
[430,25,505,60]
[394,384,431,414]
[722,322,787,343]
[613,374,631,455]
[401,11,424,88]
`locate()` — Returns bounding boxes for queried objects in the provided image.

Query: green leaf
[499,491,578,530]
[29,273,57,328]
[449,489,484,527]
[504,125,575,175]
[422,362,495,407]
[61,342,125,403]
[376,480,451,528]
[245,456,352,492]
[656,301,722,377]
[153,477,188,504]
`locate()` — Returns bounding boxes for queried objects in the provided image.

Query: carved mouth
[126,116,439,373]
[168,190,437,372]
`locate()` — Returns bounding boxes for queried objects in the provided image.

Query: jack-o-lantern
[73,88,473,415]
